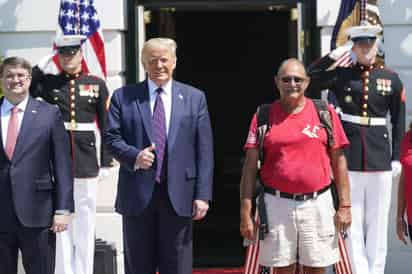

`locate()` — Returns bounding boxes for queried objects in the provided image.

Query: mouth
[8,83,25,91]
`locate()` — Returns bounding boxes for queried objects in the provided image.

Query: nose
[154,59,163,68]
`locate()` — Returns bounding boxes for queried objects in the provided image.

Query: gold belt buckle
[359,117,370,126]
[70,121,77,130]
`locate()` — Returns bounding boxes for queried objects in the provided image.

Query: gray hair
[0,56,32,77]
[141,37,177,62]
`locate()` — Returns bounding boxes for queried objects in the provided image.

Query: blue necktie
[152,88,166,182]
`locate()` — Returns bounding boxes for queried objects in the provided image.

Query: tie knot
[155,87,163,94]
[11,106,20,114]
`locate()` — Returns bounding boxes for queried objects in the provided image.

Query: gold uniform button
[70,88,75,93]
[70,80,75,85]
[363,104,368,109]
[71,103,75,108]
[365,79,369,84]
[364,95,368,100]
[71,111,76,116]
[71,95,75,100]
[362,111,368,116]
[364,71,370,76]
[54,97,58,101]
[364,86,369,92]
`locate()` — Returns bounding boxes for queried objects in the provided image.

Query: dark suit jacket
[105,80,214,217]
[0,96,74,231]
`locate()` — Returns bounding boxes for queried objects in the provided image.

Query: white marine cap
[54,34,86,47]
[345,22,382,43]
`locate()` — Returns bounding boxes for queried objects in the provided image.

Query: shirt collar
[2,96,29,114]
[148,79,172,97]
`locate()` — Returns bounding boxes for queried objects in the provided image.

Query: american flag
[38,0,107,79]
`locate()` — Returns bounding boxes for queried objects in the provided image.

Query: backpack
[256,99,334,167]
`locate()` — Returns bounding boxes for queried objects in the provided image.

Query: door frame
[125,0,319,84]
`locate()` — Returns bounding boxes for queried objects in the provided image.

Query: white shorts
[258,189,339,268]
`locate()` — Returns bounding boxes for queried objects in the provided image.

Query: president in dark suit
[105,37,214,274]
[0,57,74,274]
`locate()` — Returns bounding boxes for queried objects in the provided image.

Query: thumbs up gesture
[135,144,156,170]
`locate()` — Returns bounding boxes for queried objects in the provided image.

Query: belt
[64,122,95,131]
[263,185,330,201]
[340,113,386,126]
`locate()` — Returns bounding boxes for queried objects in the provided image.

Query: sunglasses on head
[280,76,305,84]
[57,46,80,56]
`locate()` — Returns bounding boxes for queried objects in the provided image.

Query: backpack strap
[311,99,335,148]
[256,104,271,169]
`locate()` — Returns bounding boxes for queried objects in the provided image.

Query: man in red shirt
[240,59,351,274]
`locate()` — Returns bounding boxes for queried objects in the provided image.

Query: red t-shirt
[244,99,349,193]
[400,131,412,224]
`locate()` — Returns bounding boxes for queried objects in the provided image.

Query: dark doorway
[146,8,294,267]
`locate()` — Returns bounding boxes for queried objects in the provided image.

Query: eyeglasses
[280,76,306,84]
[4,73,30,81]
[57,46,80,56]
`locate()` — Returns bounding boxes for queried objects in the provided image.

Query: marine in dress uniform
[307,24,406,274]
[29,35,113,274]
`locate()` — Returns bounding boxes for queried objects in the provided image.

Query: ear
[274,76,280,90]
[304,77,311,89]
[172,57,177,69]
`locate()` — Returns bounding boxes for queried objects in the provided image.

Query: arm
[330,148,351,232]
[50,108,74,232]
[389,78,406,162]
[192,93,214,220]
[306,55,340,99]
[96,80,114,167]
[104,90,140,171]
[194,93,214,201]
[240,148,259,240]
[29,66,45,98]
[396,169,408,244]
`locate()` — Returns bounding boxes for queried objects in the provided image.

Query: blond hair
[141,37,177,63]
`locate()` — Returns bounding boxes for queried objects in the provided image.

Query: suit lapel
[12,97,39,163]
[168,81,184,151]
[135,81,153,141]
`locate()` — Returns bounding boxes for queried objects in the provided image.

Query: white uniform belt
[341,113,386,126]
[64,122,95,131]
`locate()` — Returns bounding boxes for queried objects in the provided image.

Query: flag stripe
[87,30,107,76]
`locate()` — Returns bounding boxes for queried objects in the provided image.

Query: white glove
[391,161,402,178]
[329,40,354,61]
[98,167,110,179]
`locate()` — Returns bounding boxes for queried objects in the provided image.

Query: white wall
[317,1,412,273]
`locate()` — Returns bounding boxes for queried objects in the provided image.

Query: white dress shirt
[148,79,172,135]
[1,96,28,148]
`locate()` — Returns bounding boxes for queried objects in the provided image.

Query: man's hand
[392,161,402,178]
[334,207,351,233]
[240,214,256,241]
[329,40,354,61]
[397,217,409,245]
[192,200,209,221]
[98,167,110,179]
[135,144,156,170]
[50,214,72,233]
